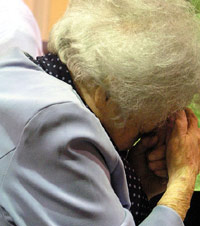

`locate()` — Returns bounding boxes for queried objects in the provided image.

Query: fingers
[155,124,167,146]
[166,115,175,143]
[148,145,165,161]
[141,135,158,148]
[147,145,168,178]
[171,110,188,137]
[148,159,168,178]
[154,170,168,178]
[185,108,198,132]
[169,109,198,139]
[148,159,166,171]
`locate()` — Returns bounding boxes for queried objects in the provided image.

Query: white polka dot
[136,212,138,215]
[133,177,136,180]
[137,203,140,207]
[45,69,48,72]
[138,195,141,198]
[131,202,134,206]
[66,70,69,73]
[49,72,53,75]
[55,75,58,77]
[128,183,132,187]
[59,66,63,70]
[139,186,141,190]
[62,77,65,80]
[57,58,59,61]
[45,58,48,60]
[53,65,56,68]
[51,58,54,62]
[47,63,50,66]
[133,193,136,197]
[129,175,132,179]
[134,185,136,189]
[68,80,72,83]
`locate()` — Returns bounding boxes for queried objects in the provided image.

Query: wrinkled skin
[128,108,200,201]
[166,109,200,181]
[158,108,200,220]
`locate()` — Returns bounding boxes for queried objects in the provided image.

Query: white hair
[48,0,200,128]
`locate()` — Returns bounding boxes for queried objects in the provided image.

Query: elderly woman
[1,0,200,225]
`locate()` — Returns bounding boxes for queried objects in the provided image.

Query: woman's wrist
[157,171,196,220]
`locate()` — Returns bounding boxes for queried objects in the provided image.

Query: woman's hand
[128,134,168,200]
[147,123,169,179]
[148,144,168,178]
[158,108,200,220]
[166,109,200,181]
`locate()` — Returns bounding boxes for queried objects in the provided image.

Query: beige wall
[24,0,68,41]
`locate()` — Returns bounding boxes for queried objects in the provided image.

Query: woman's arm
[158,109,200,220]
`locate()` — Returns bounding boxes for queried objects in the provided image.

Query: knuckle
[148,153,154,161]
[149,160,166,171]
[155,170,168,178]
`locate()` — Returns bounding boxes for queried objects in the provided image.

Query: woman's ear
[94,86,121,121]
[94,86,109,110]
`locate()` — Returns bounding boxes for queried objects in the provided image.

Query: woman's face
[93,92,140,150]
[97,96,158,151]
[76,82,161,151]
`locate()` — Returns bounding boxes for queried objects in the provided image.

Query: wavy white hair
[48,0,200,128]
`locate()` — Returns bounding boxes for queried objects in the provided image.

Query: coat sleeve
[139,205,184,226]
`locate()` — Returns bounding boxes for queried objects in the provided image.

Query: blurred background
[24,0,69,41]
